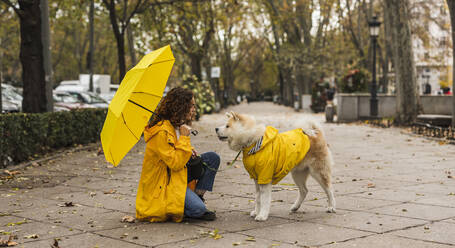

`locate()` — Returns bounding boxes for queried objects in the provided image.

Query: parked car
[2,84,22,111]
[63,91,109,108]
[53,91,94,111]
[2,99,20,113]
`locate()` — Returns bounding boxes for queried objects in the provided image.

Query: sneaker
[198,210,216,221]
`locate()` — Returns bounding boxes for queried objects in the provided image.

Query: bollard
[325,105,334,122]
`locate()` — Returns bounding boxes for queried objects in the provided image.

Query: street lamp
[369,16,381,117]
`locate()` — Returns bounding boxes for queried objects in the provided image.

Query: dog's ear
[230,111,240,121]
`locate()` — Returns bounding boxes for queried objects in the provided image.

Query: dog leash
[228,151,242,167]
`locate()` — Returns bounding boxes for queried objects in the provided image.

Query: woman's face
[186,97,196,122]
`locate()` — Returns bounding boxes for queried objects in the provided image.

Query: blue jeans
[184,152,220,217]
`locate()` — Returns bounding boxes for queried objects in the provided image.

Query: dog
[215,111,336,221]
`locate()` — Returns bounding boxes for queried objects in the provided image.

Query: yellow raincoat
[136,120,192,222]
[242,126,311,185]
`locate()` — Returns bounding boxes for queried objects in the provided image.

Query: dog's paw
[326,207,336,213]
[290,205,300,212]
[254,214,268,221]
[250,210,257,217]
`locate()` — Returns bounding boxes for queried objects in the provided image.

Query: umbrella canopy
[100,45,175,166]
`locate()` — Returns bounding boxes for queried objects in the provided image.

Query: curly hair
[148,87,194,128]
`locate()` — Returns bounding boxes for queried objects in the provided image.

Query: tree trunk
[89,0,94,92]
[0,37,3,112]
[19,0,48,113]
[447,0,455,128]
[127,25,136,66]
[384,0,420,125]
[114,32,126,83]
[190,54,202,81]
[40,0,53,111]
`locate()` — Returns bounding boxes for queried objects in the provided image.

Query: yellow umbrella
[100,45,175,166]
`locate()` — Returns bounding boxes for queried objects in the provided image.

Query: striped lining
[248,136,263,155]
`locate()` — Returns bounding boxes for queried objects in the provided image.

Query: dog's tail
[297,118,324,138]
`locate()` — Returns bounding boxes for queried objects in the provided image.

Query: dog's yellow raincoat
[242,126,310,185]
[136,120,192,222]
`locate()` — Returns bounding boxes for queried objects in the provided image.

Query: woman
[136,87,220,222]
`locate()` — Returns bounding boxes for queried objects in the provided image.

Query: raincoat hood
[242,126,311,185]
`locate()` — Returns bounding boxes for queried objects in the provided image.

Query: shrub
[339,68,370,93]
[182,75,216,120]
[0,108,107,168]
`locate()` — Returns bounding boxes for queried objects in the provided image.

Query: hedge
[0,108,107,168]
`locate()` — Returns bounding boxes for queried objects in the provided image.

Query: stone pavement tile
[310,211,427,233]
[412,194,455,208]
[207,195,255,211]
[63,177,138,197]
[20,232,145,248]
[348,189,426,202]
[367,203,455,221]
[242,221,372,247]
[0,174,73,189]
[156,232,298,248]
[445,218,455,224]
[0,215,81,246]
[400,182,454,195]
[50,190,136,214]
[265,203,348,221]
[213,181,255,196]
[269,187,326,204]
[390,221,455,245]
[54,210,129,232]
[192,210,295,233]
[18,185,85,200]
[13,202,110,222]
[0,194,61,215]
[95,222,212,247]
[319,234,454,248]
[306,195,399,211]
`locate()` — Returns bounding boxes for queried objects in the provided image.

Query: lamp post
[369,16,381,117]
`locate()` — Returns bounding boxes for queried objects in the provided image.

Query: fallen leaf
[121,215,135,223]
[209,229,222,240]
[0,235,18,247]
[58,202,74,207]
[424,226,430,230]
[245,236,256,242]
[103,189,117,194]
[402,209,408,212]
[232,242,241,246]
[51,238,60,248]
[367,183,375,188]
[89,192,96,197]
[24,234,39,239]
[3,170,20,176]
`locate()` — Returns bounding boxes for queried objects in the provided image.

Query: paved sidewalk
[1,102,454,247]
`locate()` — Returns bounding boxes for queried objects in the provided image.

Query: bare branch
[0,0,22,17]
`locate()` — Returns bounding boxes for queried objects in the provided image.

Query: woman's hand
[180,124,191,136]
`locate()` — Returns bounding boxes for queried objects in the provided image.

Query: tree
[447,0,455,128]
[1,0,49,113]
[384,0,420,125]
[169,1,215,81]
[101,0,151,83]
